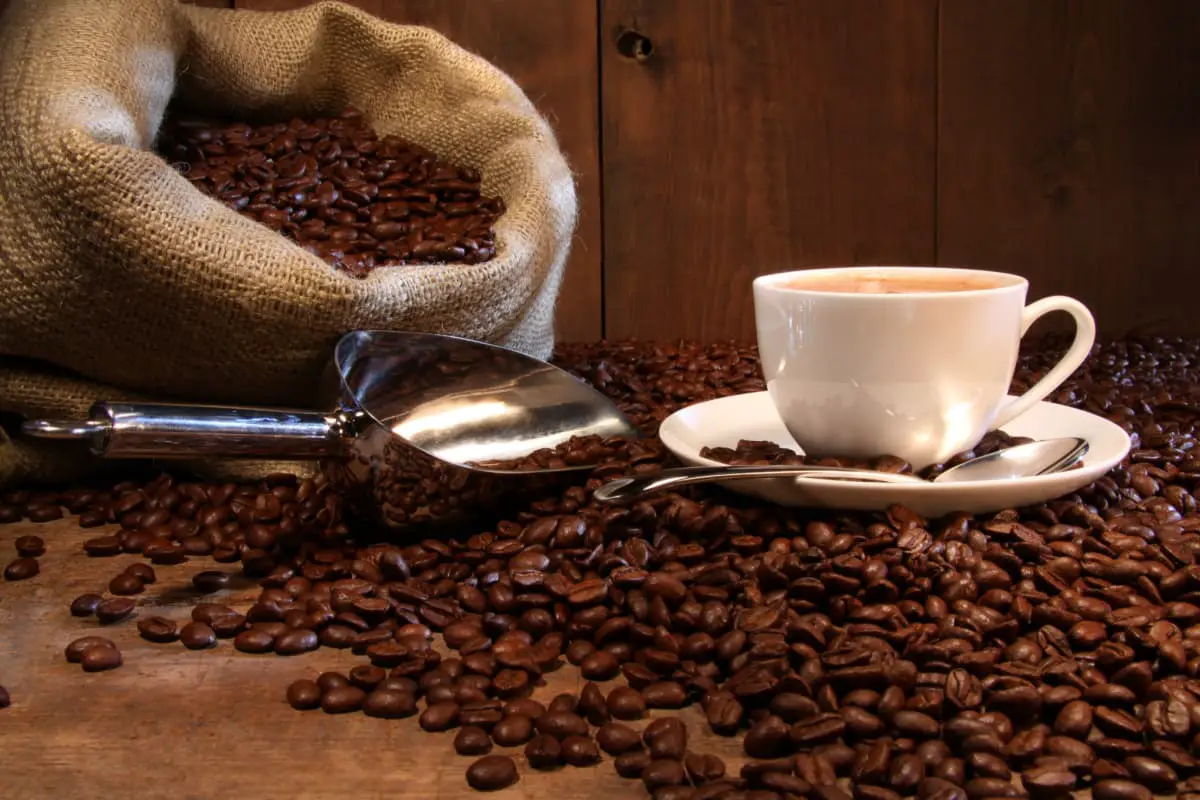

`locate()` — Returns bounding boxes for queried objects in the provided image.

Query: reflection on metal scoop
[593,437,1089,503]
[21,330,640,528]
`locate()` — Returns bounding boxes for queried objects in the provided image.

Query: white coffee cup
[752,266,1096,469]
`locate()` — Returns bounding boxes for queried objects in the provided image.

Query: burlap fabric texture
[0,0,578,486]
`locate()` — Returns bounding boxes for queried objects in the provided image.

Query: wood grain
[599,0,938,341]
[938,0,1200,337]
[0,517,746,799]
[235,0,603,343]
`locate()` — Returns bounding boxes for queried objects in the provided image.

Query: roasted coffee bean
[14,535,45,557]
[455,725,494,756]
[137,616,179,643]
[525,734,563,770]
[180,622,217,650]
[466,754,518,791]
[0,686,9,709]
[537,710,588,739]
[321,685,366,714]
[489,713,533,746]
[1092,780,1153,800]
[644,681,687,708]
[607,685,647,720]
[645,717,688,760]
[64,636,117,663]
[4,557,38,581]
[286,679,322,710]
[561,735,601,766]
[210,614,247,638]
[616,750,653,780]
[192,571,231,593]
[685,753,726,784]
[744,715,792,759]
[580,650,620,680]
[643,759,686,791]
[95,597,136,625]
[420,701,461,732]
[80,645,122,672]
[124,563,156,584]
[275,629,319,656]
[598,722,644,755]
[83,536,122,557]
[362,689,417,718]
[70,593,104,617]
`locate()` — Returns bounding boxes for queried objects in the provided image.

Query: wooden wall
[15,1,1200,341]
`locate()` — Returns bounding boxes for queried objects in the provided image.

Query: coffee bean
[525,734,563,770]
[492,714,534,746]
[80,645,122,672]
[210,614,246,638]
[64,636,117,663]
[504,698,546,720]
[685,753,726,784]
[1052,700,1093,738]
[607,685,646,720]
[274,629,318,656]
[644,681,687,708]
[4,557,38,581]
[361,689,417,718]
[287,679,322,710]
[597,722,644,755]
[616,750,652,779]
[180,622,217,649]
[537,710,588,739]
[0,686,9,708]
[705,692,744,735]
[465,754,518,791]
[124,563,156,584]
[27,504,62,522]
[455,725,494,756]
[580,650,619,680]
[1092,779,1153,800]
[192,571,231,593]
[96,597,136,625]
[83,536,122,557]
[321,685,366,714]
[137,616,179,643]
[1122,756,1177,793]
[744,715,792,759]
[14,535,44,557]
[643,759,686,791]
[234,629,276,653]
[645,717,688,760]
[70,593,103,617]
[420,701,461,732]
[790,713,846,746]
[561,735,601,766]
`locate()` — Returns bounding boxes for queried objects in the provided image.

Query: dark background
[12,0,1200,343]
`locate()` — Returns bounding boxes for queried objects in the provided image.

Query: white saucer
[658,392,1132,517]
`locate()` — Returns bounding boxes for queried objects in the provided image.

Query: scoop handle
[21,401,353,459]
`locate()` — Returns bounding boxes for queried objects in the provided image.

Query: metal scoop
[22,330,639,528]
[593,437,1089,503]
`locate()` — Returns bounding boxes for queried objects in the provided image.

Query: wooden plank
[600,0,938,341]
[938,0,1200,337]
[0,517,753,798]
[235,0,602,343]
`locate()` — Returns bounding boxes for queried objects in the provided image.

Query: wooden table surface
[0,515,750,800]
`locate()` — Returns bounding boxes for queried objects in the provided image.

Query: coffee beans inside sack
[0,0,577,485]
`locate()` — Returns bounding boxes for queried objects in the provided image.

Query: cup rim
[753,266,1028,298]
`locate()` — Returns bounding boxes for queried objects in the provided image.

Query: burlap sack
[0,0,577,486]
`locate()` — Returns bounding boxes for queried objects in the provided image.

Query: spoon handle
[593,464,923,503]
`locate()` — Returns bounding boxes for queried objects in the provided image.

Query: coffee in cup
[752,266,1095,469]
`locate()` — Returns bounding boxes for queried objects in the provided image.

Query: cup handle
[988,295,1096,430]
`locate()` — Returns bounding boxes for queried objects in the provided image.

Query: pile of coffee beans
[8,334,1200,798]
[700,430,1041,480]
[156,107,503,277]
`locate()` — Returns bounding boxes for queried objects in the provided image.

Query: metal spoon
[593,437,1089,503]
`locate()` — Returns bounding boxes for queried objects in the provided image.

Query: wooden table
[0,516,749,799]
